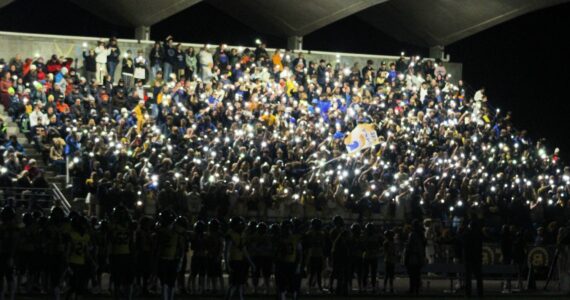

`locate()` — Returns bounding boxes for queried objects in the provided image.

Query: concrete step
[6,124,20,135]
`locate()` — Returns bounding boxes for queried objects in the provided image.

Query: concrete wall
[0,31,462,82]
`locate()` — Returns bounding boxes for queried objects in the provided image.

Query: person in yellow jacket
[66,215,92,300]
[272,49,283,72]
[224,217,255,300]
[132,100,146,133]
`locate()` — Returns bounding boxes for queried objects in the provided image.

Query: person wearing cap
[55,95,69,114]
[55,67,68,92]
[23,63,38,84]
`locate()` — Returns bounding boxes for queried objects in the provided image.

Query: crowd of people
[0,35,570,298]
[0,205,535,300]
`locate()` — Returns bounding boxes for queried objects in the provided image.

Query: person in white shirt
[94,40,111,84]
[198,45,213,82]
[474,87,486,102]
[29,103,49,128]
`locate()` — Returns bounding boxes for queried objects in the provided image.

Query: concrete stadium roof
[0,0,13,9]
[68,0,202,27]
[357,0,570,47]
[207,0,386,37]
[6,0,569,47]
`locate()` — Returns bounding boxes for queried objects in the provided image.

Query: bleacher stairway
[0,105,68,196]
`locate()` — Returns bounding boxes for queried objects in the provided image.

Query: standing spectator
[434,59,447,77]
[82,48,97,84]
[106,37,121,83]
[254,43,269,61]
[149,41,164,80]
[94,40,110,84]
[198,45,213,82]
[121,50,134,89]
[173,44,186,81]
[163,35,176,79]
[396,54,408,73]
[134,49,149,84]
[271,49,283,72]
[316,59,327,88]
[184,47,197,80]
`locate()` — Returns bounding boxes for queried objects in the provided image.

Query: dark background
[1,0,569,155]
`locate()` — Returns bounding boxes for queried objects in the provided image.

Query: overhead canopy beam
[358,0,570,47]
[0,0,13,9]
[68,0,202,27]
[207,0,387,37]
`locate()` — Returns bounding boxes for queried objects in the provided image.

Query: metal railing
[52,183,71,214]
[0,184,71,213]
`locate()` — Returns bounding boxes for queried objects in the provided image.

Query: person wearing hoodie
[121,50,135,89]
[149,41,164,80]
[163,35,176,79]
[106,37,121,83]
[55,67,68,92]
[82,48,97,84]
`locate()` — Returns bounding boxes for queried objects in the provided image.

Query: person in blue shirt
[4,135,24,154]
[388,63,398,83]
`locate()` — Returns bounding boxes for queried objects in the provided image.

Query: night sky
[1,0,569,156]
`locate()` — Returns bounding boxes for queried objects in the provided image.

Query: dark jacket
[150,47,164,66]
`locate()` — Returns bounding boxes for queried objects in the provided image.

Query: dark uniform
[155,210,183,300]
[0,207,18,297]
[204,223,223,280]
[44,207,69,296]
[225,217,252,300]
[305,224,326,291]
[205,219,224,293]
[226,229,248,285]
[67,216,91,298]
[349,224,365,292]
[275,221,302,299]
[362,224,382,290]
[135,217,154,294]
[330,225,350,295]
[252,223,273,290]
[17,213,34,290]
[108,207,135,297]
